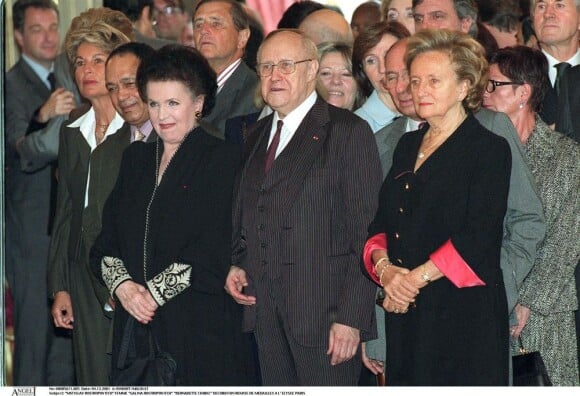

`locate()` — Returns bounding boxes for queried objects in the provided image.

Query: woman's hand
[381,265,418,313]
[511,303,531,338]
[115,280,158,324]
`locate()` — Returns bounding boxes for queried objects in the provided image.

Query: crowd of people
[4,0,579,387]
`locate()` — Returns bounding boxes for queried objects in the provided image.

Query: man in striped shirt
[193,0,261,136]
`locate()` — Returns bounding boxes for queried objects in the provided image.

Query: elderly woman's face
[482,64,525,118]
[318,52,358,110]
[74,42,109,100]
[362,33,399,94]
[409,50,467,121]
[146,80,203,146]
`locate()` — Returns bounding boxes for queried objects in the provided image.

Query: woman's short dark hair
[352,21,410,97]
[488,45,549,113]
[137,44,217,117]
[406,29,488,111]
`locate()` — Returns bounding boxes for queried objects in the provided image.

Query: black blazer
[367,114,511,385]
[233,97,383,346]
[90,129,255,385]
[556,65,580,143]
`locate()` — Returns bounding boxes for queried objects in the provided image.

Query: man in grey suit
[193,0,261,137]
[225,29,382,385]
[363,32,546,381]
[5,0,78,385]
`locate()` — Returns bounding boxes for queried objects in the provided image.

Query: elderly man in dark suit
[4,0,78,385]
[193,0,261,137]
[225,29,382,386]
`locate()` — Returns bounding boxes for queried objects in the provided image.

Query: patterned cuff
[146,263,192,307]
[101,256,132,296]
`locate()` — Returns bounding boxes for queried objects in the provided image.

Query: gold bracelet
[377,260,392,287]
[373,256,390,275]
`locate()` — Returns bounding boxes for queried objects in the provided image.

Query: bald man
[298,8,353,45]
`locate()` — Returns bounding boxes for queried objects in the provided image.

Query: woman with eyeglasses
[483,45,580,386]
[362,29,511,385]
[352,21,410,132]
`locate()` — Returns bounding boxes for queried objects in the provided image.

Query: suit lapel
[18,59,51,97]
[270,98,330,218]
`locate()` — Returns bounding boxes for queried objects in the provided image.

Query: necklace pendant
[418,152,425,159]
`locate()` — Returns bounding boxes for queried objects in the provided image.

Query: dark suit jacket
[233,97,383,346]
[204,60,260,137]
[374,116,409,178]
[48,109,131,302]
[47,107,130,384]
[4,53,76,385]
[556,65,580,143]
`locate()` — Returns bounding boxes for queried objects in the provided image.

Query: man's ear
[460,17,473,34]
[307,59,319,82]
[237,28,250,50]
[15,29,24,50]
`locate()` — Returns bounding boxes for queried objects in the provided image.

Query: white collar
[273,91,317,132]
[68,107,125,150]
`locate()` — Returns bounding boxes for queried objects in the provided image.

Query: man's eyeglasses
[257,59,312,77]
[486,79,523,93]
[153,6,183,18]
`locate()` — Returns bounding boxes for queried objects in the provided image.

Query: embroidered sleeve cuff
[146,263,192,307]
[430,240,485,288]
[363,233,388,284]
[101,256,132,296]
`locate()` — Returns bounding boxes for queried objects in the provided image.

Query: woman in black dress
[362,29,511,385]
[90,45,255,385]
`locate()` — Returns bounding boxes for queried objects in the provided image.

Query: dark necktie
[554,62,571,96]
[264,120,283,173]
[47,72,57,92]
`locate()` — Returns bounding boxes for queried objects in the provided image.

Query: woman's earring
[519,102,524,109]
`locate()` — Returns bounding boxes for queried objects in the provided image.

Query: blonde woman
[48,7,132,385]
